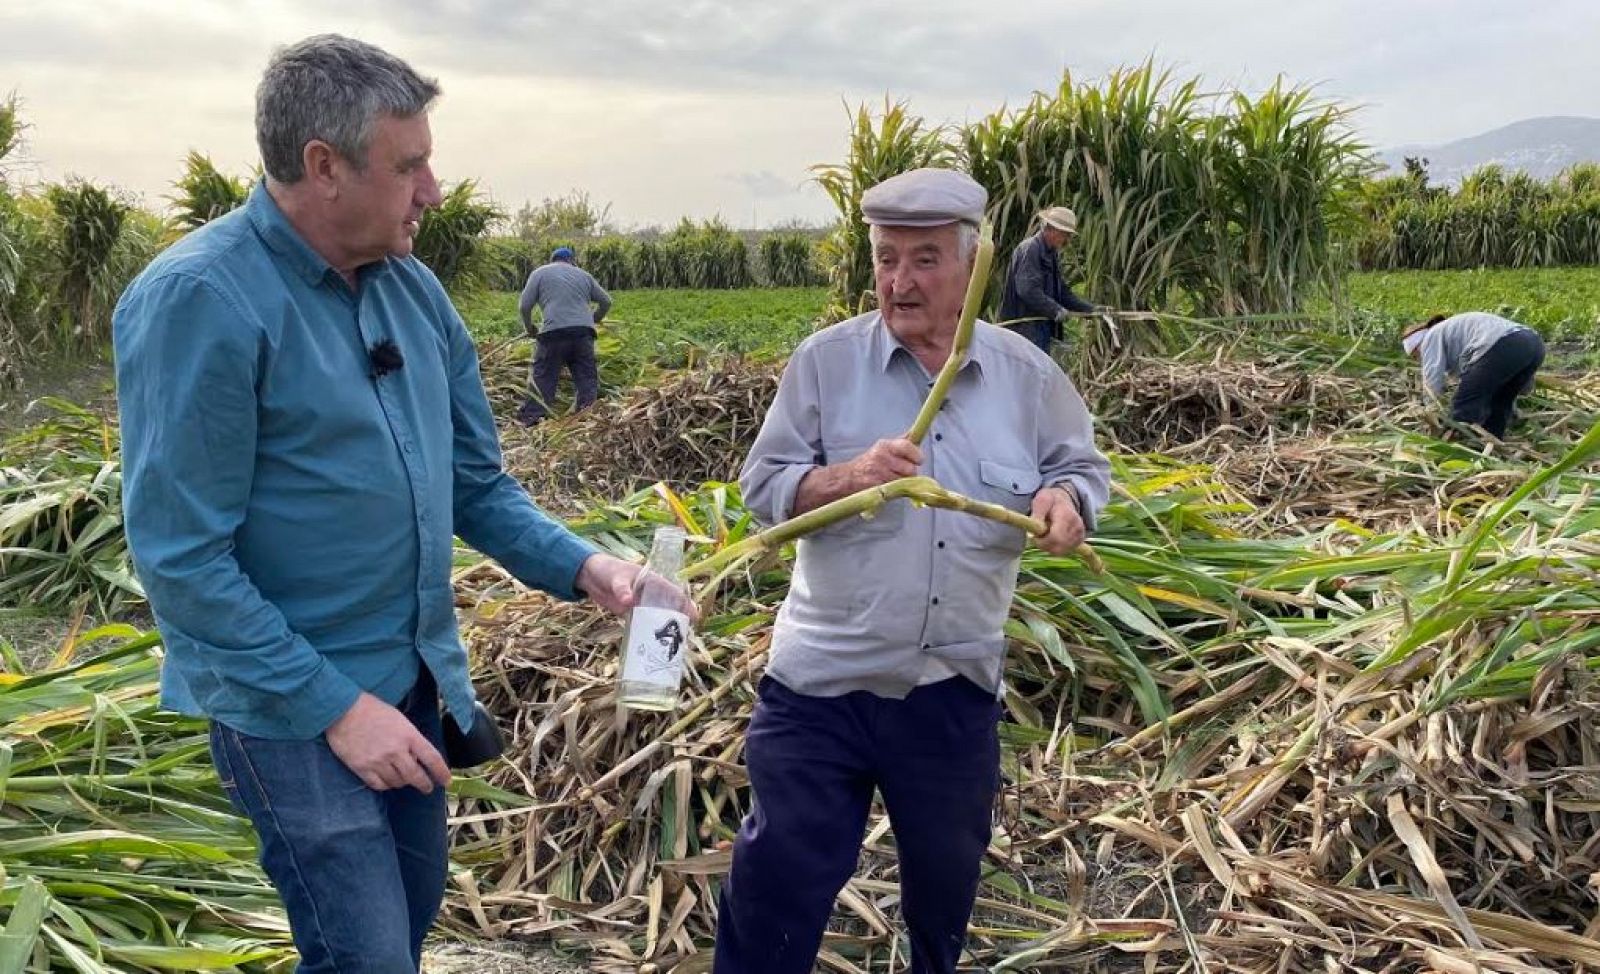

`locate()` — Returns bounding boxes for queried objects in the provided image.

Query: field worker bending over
[716,168,1112,974]
[113,34,646,972]
[1402,312,1546,439]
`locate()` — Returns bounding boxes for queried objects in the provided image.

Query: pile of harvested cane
[1084,354,1388,453]
[497,358,782,516]
[436,344,1600,971]
[438,315,1600,972]
[445,450,1600,972]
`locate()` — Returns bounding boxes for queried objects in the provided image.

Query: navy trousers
[1452,329,1545,438]
[714,675,1002,974]
[518,328,599,425]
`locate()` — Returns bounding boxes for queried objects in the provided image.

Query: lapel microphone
[368,338,404,379]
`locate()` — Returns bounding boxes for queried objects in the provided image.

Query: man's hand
[576,553,643,616]
[577,551,702,621]
[1031,485,1086,556]
[845,437,923,492]
[325,693,452,793]
[793,437,924,515]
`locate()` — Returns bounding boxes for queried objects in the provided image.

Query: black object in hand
[442,701,504,769]
[368,338,405,379]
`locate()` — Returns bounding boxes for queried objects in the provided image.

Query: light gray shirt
[739,311,1111,699]
[518,261,612,335]
[1417,312,1530,398]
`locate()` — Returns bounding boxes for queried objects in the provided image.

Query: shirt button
[936,540,946,549]
[934,433,943,442]
[403,442,415,454]
[931,597,940,605]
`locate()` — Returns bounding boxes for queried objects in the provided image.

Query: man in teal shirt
[114,35,643,971]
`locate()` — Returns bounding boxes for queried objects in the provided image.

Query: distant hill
[1377,116,1600,185]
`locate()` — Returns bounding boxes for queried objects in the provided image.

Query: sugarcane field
[4,10,1600,974]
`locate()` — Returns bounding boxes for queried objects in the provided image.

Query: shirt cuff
[292,658,365,739]
[766,463,818,525]
[1049,478,1096,532]
[499,528,602,601]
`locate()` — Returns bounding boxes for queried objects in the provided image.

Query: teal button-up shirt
[114,184,597,740]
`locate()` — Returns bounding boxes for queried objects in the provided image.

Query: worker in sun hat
[718,167,1111,974]
[1402,311,1545,439]
[516,244,612,425]
[998,204,1100,355]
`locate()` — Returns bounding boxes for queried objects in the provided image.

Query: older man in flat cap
[999,205,1099,354]
[715,168,1111,973]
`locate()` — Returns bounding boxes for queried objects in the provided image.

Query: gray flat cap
[860,168,987,228]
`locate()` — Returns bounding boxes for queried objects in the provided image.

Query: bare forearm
[792,464,862,516]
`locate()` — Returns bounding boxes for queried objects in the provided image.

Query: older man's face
[873,223,970,339]
[331,112,444,264]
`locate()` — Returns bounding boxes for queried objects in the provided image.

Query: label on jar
[622,607,691,686]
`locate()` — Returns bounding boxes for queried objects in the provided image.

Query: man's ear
[301,140,343,200]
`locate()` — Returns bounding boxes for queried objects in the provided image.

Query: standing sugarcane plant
[813,101,955,320]
[414,180,504,292]
[169,150,250,232]
[42,180,143,355]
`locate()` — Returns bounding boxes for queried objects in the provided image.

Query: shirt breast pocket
[954,460,1042,552]
[978,460,1042,514]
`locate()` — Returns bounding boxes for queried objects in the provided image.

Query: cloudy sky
[3,0,1596,228]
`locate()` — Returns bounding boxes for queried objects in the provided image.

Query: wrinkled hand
[1031,485,1086,556]
[846,438,923,492]
[326,693,451,793]
[576,553,643,616]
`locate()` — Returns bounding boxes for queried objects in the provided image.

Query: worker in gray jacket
[1402,312,1545,439]
[516,246,612,425]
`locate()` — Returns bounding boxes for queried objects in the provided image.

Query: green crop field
[1338,267,1600,341]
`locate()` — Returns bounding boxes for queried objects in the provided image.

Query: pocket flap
[979,460,1042,495]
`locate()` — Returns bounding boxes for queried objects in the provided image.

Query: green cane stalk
[904,225,995,445]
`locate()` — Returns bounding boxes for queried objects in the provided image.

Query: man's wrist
[1049,483,1080,511]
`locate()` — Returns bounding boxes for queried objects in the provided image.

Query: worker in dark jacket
[997,206,1096,354]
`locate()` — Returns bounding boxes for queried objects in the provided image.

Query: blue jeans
[208,670,448,973]
[715,676,1002,974]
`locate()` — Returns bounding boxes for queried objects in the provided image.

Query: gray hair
[868,222,980,261]
[256,34,440,183]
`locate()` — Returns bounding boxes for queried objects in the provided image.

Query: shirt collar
[871,311,988,381]
[246,181,394,288]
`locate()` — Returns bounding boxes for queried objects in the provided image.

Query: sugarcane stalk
[905,224,995,446]
[681,476,1104,589]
